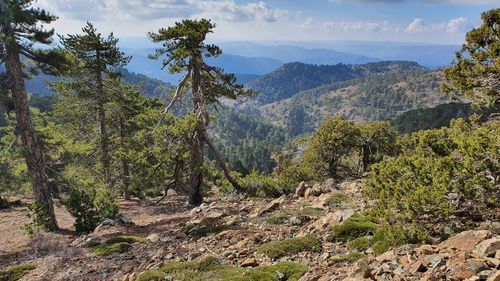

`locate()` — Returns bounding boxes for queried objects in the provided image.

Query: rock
[241,258,258,267]
[474,237,500,258]
[289,216,302,225]
[409,260,427,274]
[350,261,372,278]
[320,252,330,260]
[478,270,494,280]
[376,250,396,263]
[250,197,286,218]
[487,270,500,281]
[485,258,500,268]
[456,271,475,280]
[146,233,161,243]
[417,245,438,255]
[295,182,308,197]
[439,230,491,252]
[115,213,134,225]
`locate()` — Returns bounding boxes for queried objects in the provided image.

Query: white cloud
[424,0,500,5]
[323,20,390,32]
[405,17,470,33]
[446,17,469,32]
[405,18,426,32]
[40,0,286,23]
[297,17,315,29]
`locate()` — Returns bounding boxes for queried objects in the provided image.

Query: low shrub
[0,263,37,281]
[371,224,430,255]
[332,213,379,242]
[182,224,230,237]
[138,256,307,281]
[236,172,295,198]
[348,237,371,251]
[330,252,367,263]
[256,234,322,259]
[105,235,145,245]
[93,242,131,256]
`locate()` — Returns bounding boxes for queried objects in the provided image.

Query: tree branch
[162,72,190,115]
[203,132,243,193]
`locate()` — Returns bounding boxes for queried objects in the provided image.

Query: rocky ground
[0,180,499,281]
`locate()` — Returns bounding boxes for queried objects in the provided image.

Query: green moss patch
[253,208,323,225]
[330,252,367,264]
[93,242,132,256]
[137,256,307,281]
[256,234,322,259]
[348,237,371,251]
[0,263,37,281]
[105,235,146,244]
[332,214,379,242]
[92,235,146,256]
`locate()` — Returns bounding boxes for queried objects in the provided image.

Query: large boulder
[475,237,500,258]
[439,230,491,251]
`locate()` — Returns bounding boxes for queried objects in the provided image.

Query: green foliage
[93,242,131,256]
[358,121,398,171]
[367,119,500,232]
[443,8,500,109]
[233,172,295,197]
[139,256,307,281]
[371,224,430,255]
[247,261,307,281]
[332,214,379,242]
[105,236,145,245]
[330,252,367,264]
[23,202,52,236]
[348,237,372,251]
[256,234,322,259]
[391,102,475,134]
[62,165,118,232]
[0,263,37,281]
[136,270,165,281]
[249,61,424,105]
[303,116,361,178]
[211,108,289,175]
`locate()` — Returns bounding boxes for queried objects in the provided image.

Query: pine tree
[0,0,66,230]
[60,22,130,188]
[443,8,500,111]
[148,19,252,205]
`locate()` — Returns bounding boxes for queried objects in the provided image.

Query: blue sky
[39,0,499,44]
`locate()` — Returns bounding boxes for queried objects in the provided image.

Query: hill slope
[247,61,426,104]
[258,69,449,135]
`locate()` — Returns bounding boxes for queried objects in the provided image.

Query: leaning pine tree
[0,0,66,230]
[148,19,251,205]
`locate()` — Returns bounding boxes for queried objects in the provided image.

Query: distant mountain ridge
[247,61,425,104]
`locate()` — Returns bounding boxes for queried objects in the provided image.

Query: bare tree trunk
[95,61,111,188]
[188,61,206,206]
[4,48,58,230]
[119,116,131,200]
[203,132,243,192]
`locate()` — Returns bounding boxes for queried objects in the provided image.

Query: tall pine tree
[60,22,130,188]
[148,19,252,205]
[0,0,65,230]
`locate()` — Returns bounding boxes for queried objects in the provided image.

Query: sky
[38,0,500,45]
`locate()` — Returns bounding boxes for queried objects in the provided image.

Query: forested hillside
[247,61,425,104]
[1,3,499,281]
[258,69,449,135]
